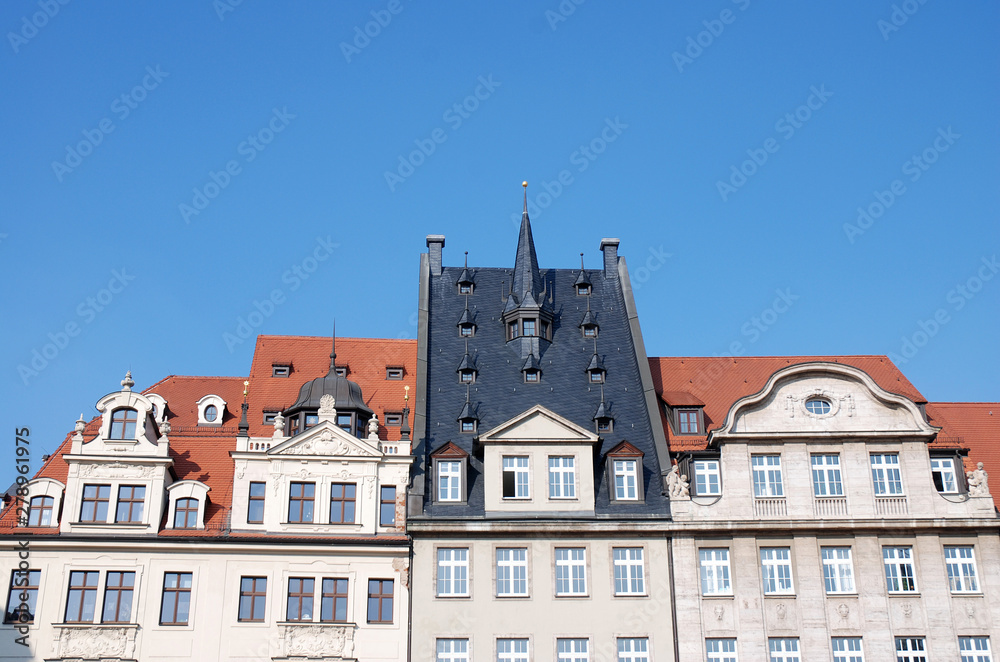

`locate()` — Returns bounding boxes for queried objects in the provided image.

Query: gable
[269,423,381,458]
[479,405,599,444]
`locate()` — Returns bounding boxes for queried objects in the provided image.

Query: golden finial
[243,380,249,398]
[522,181,527,188]
[404,385,410,402]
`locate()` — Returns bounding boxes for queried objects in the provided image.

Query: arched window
[174,498,199,529]
[28,496,54,526]
[110,408,138,439]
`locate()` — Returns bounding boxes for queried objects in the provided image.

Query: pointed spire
[512,182,542,302]
[594,385,613,422]
[522,180,528,215]
[458,251,473,289]
[328,322,337,374]
[458,385,477,422]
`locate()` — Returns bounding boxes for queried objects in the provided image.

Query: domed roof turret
[283,333,373,418]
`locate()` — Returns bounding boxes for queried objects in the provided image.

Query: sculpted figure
[967,462,990,496]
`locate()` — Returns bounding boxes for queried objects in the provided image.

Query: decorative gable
[479,405,599,445]
[268,422,381,458]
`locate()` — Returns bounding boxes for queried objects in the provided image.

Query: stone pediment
[479,405,599,444]
[268,422,380,458]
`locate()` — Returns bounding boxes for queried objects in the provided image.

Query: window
[380,486,396,526]
[115,485,145,523]
[64,570,98,623]
[102,571,135,623]
[321,578,348,622]
[286,577,314,622]
[248,482,266,523]
[522,320,536,337]
[871,453,903,495]
[336,413,353,432]
[583,325,597,338]
[596,417,613,433]
[805,397,831,415]
[28,496,54,526]
[895,637,927,662]
[613,547,645,595]
[4,570,40,624]
[386,367,404,380]
[614,460,639,500]
[110,408,138,439]
[558,639,589,662]
[959,637,992,662]
[822,547,855,594]
[700,548,732,595]
[460,370,475,384]
[555,548,587,596]
[508,322,518,340]
[80,484,111,522]
[577,284,591,296]
[174,498,199,529]
[496,548,528,597]
[760,547,794,594]
[329,483,356,524]
[367,579,393,623]
[768,638,800,662]
[459,282,472,294]
[498,639,529,662]
[384,413,402,426]
[617,638,649,662]
[459,324,475,337]
[238,576,267,622]
[263,411,279,424]
[437,548,469,597]
[945,546,979,593]
[883,546,916,592]
[811,454,843,496]
[461,419,476,433]
[524,369,540,383]
[694,459,721,496]
[160,572,192,626]
[831,637,864,662]
[438,638,470,662]
[931,457,958,493]
[204,404,218,422]
[502,457,530,499]
[272,364,290,377]
[334,366,348,377]
[549,457,576,499]
[678,409,699,434]
[305,414,319,430]
[706,639,738,662]
[288,482,315,523]
[438,461,462,502]
[589,370,604,384]
[752,455,784,497]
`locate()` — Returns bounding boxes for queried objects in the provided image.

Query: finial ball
[522,181,528,188]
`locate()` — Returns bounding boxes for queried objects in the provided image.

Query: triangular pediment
[479,405,599,444]
[268,421,380,458]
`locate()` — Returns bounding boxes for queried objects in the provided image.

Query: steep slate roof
[926,402,1000,497]
[416,219,669,519]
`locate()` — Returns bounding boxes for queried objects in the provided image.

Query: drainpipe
[667,536,680,662]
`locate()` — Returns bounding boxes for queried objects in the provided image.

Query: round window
[204,404,218,422]
[805,398,831,415]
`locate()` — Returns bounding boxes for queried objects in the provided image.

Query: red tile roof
[926,402,1000,497]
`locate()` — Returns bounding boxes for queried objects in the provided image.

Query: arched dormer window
[166,481,210,530]
[196,395,227,427]
[174,498,199,528]
[110,408,138,440]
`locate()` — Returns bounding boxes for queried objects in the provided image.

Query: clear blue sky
[1,1,998,488]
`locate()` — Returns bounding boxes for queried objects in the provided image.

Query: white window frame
[549,457,576,499]
[768,638,800,662]
[438,461,462,502]
[699,548,732,596]
[760,547,794,595]
[706,638,738,662]
[497,638,529,662]
[616,638,649,662]
[502,456,530,499]
[821,547,855,594]
[871,453,904,495]
[831,637,864,662]
[930,457,958,493]
[557,638,589,662]
[614,459,639,500]
[496,548,528,597]
[883,546,917,593]
[959,637,992,662]
[895,637,927,662]
[811,454,844,497]
[554,548,587,597]
[694,459,721,496]
[437,638,470,662]
[612,547,645,596]
[945,546,980,593]
[436,548,469,597]
[752,455,784,497]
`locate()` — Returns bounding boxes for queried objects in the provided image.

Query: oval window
[805,398,831,415]
[204,404,218,422]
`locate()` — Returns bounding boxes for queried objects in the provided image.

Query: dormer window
[461,419,477,433]
[606,441,644,502]
[263,411,279,424]
[508,322,519,340]
[524,369,540,383]
[583,325,598,338]
[678,409,700,434]
[459,282,473,295]
[459,324,475,337]
[110,408,138,439]
[432,442,469,504]
[386,367,404,380]
[460,370,476,384]
[204,405,218,423]
[596,417,613,433]
[197,395,227,427]
[334,366,348,377]
[586,353,606,384]
[27,496,54,526]
[577,284,591,295]
[523,320,536,337]
[384,412,402,427]
[589,371,605,384]
[272,364,291,378]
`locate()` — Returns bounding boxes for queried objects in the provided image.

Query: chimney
[600,238,620,279]
[426,235,446,276]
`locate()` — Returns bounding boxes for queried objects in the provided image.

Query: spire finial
[121,370,134,391]
[581,253,585,270]
[522,181,528,215]
[464,251,468,268]
[329,322,337,372]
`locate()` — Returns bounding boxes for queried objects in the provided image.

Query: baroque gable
[268,422,381,458]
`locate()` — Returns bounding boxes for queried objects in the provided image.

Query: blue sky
[1,1,998,487]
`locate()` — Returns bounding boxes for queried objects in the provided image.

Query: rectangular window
[384,413,402,426]
[320,578,348,622]
[248,482,266,523]
[461,419,476,432]
[706,638,738,662]
[496,548,528,597]
[160,572,192,626]
[238,576,267,622]
[367,579,393,623]
[498,638,529,662]
[379,486,396,526]
[617,638,649,662]
[329,483,357,524]
[883,546,917,592]
[524,370,539,383]
[115,485,145,523]
[751,455,784,497]
[263,411,279,424]
[613,547,645,595]
[822,547,855,594]
[522,320,536,336]
[80,484,111,522]
[959,637,993,662]
[508,322,518,340]
[614,459,639,500]
[768,638,800,662]
[760,547,794,595]
[272,364,290,377]
[931,457,958,493]
[437,638,470,662]
[811,454,844,496]
[831,637,864,662]
[558,639,589,662]
[555,548,587,596]
[174,498,199,529]
[386,367,404,380]
[305,414,319,430]
[895,637,927,662]
[437,548,469,597]
[286,577,314,622]
[438,461,462,502]
[65,570,99,623]
[945,546,979,593]
[694,459,721,496]
[4,570,40,624]
[678,409,699,434]
[700,548,732,596]
[28,496,54,526]
[502,457,530,499]
[101,571,135,623]
[288,482,315,523]
[549,457,576,499]
[871,453,903,495]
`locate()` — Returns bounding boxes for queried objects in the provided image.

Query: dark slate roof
[414,231,669,519]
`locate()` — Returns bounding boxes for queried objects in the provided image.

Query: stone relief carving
[319,394,337,416]
[966,603,976,620]
[840,393,855,417]
[235,461,246,480]
[714,605,724,621]
[901,602,912,618]
[837,603,850,620]
[283,623,355,658]
[785,395,797,418]
[967,462,990,496]
[57,626,130,658]
[79,462,153,479]
[776,603,787,620]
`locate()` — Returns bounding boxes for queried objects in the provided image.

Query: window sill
[435,594,471,599]
[887,591,921,597]
[495,594,531,599]
[701,593,735,599]
[824,592,858,597]
[555,593,590,599]
[950,592,985,597]
[763,593,796,599]
[613,593,648,599]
